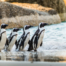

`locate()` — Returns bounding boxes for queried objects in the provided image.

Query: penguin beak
[28,25,33,28]
[5,24,8,27]
[17,28,21,31]
[42,23,48,26]
[25,25,33,30]
[13,28,21,32]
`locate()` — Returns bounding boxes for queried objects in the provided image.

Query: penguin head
[39,22,48,28]
[13,28,20,32]
[1,24,8,29]
[23,25,33,31]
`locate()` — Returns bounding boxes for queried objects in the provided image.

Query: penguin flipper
[5,38,9,45]
[0,34,2,41]
[28,40,33,51]
[0,36,1,41]
[35,36,39,48]
[35,29,40,35]
[15,40,18,49]
[28,40,31,45]
[15,40,17,45]
[40,42,42,46]
[4,38,9,51]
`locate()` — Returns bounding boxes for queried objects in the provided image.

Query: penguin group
[0,22,48,52]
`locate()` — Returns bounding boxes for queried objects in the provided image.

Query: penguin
[4,28,20,51]
[0,24,8,50]
[28,22,48,51]
[15,25,33,51]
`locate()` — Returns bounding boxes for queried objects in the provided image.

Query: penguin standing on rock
[4,28,20,51]
[15,25,33,51]
[28,22,48,51]
[0,24,8,50]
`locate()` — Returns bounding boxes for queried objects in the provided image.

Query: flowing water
[6,22,66,51]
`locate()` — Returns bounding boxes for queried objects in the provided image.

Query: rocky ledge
[0,2,61,28]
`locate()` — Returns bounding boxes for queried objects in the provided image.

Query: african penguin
[0,24,8,50]
[4,28,20,51]
[15,25,33,51]
[28,22,48,51]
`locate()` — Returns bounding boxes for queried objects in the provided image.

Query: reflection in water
[1,50,66,62]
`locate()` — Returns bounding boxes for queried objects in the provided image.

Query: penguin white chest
[0,32,6,49]
[23,33,30,50]
[8,36,17,51]
[37,30,45,49]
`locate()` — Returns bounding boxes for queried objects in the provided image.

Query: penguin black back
[17,32,30,51]
[28,29,45,51]
[15,25,33,51]
[28,22,48,51]
[28,28,40,51]
[15,31,25,49]
[5,28,20,51]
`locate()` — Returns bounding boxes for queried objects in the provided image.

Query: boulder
[37,0,66,21]
[0,2,61,28]
[6,0,66,21]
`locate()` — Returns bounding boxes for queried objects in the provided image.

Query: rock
[0,2,61,28]
[6,0,66,21]
[37,0,66,21]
